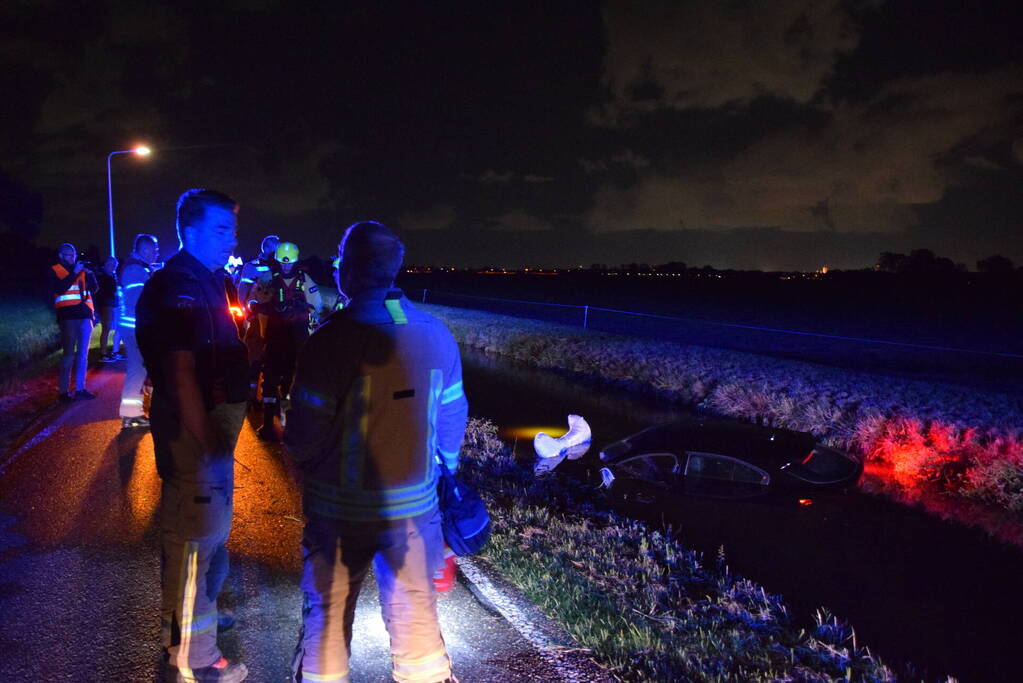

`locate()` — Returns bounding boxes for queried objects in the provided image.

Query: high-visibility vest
[52,264,95,313]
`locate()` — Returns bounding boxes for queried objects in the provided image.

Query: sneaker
[73,389,97,400]
[58,392,74,404]
[217,609,236,632]
[114,352,127,361]
[100,353,117,363]
[168,657,248,682]
[121,416,150,430]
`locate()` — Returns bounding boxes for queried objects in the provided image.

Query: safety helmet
[275,241,299,264]
[261,234,281,254]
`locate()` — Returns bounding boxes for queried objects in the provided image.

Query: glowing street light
[107,144,153,257]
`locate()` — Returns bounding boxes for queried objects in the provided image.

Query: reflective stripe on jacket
[51,264,95,313]
[119,257,152,329]
[285,288,468,522]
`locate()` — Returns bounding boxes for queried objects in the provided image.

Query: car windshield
[784,447,857,484]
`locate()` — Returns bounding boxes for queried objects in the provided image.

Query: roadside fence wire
[410,288,1023,393]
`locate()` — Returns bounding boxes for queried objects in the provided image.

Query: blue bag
[435,459,491,556]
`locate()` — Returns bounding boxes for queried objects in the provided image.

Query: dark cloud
[1,0,1021,269]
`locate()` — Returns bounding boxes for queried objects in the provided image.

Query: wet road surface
[0,361,597,682]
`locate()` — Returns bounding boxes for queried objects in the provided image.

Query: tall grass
[427,305,1023,521]
[0,296,59,375]
[463,418,899,681]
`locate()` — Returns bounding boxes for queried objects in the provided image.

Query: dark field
[398,270,1023,393]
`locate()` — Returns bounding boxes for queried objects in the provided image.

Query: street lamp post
[106,145,152,257]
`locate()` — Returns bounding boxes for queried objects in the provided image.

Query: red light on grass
[798,498,813,506]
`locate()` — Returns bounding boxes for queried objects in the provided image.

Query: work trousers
[58,317,93,394]
[261,323,307,406]
[118,329,146,418]
[243,318,266,391]
[98,305,120,355]
[154,401,246,670]
[292,509,451,683]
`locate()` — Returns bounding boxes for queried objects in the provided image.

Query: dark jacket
[136,249,249,413]
[95,272,118,308]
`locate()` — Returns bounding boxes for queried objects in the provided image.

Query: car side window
[683,452,770,498]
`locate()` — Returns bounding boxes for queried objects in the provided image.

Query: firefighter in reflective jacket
[284,221,467,683]
[238,234,280,399]
[251,241,322,440]
[118,233,159,429]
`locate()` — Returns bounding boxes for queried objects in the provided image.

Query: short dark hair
[338,221,404,288]
[133,233,157,253]
[175,189,238,242]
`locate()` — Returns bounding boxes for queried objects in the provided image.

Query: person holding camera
[49,242,99,402]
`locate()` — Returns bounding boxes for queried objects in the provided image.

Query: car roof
[617,416,817,469]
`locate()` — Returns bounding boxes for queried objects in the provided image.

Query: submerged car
[598,416,862,501]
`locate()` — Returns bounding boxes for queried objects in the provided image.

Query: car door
[682,451,770,499]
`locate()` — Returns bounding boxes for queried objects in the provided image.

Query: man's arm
[436,333,468,473]
[303,273,324,322]
[49,266,79,295]
[284,329,342,467]
[164,350,220,452]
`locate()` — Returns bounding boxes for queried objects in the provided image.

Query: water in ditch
[460,345,1023,683]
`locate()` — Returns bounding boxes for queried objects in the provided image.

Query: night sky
[2,0,1021,271]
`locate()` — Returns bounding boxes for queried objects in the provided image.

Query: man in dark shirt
[96,256,122,361]
[48,242,99,401]
[136,189,249,683]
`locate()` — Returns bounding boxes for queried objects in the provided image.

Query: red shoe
[433,546,457,592]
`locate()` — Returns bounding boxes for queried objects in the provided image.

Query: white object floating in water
[534,414,592,460]
[599,467,616,489]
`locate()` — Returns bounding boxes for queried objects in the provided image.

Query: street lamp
[107,145,152,257]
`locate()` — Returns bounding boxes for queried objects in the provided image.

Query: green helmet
[275,241,299,264]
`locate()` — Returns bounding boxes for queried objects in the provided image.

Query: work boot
[433,546,457,593]
[168,657,248,682]
[256,403,279,441]
[73,389,97,400]
[121,416,150,430]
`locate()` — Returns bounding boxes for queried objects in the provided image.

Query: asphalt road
[0,360,602,682]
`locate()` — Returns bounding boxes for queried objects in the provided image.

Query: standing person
[285,221,467,683]
[238,234,280,400]
[118,233,160,429]
[136,189,249,683]
[251,241,323,441]
[49,242,99,402]
[96,257,122,362]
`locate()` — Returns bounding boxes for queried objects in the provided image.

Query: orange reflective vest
[52,264,95,313]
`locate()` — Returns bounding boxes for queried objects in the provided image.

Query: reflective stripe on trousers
[160,478,233,669]
[119,329,146,418]
[292,508,450,683]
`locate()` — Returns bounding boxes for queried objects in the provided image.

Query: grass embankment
[426,305,1023,521]
[462,418,897,682]
[0,296,59,391]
